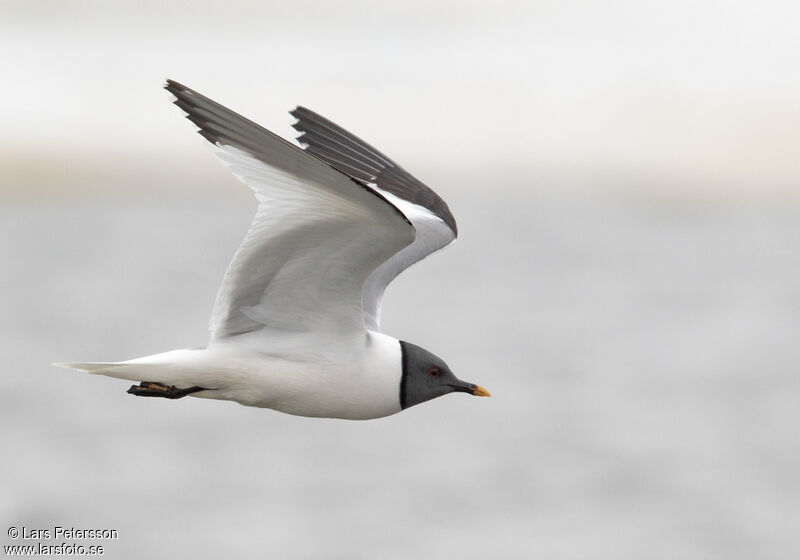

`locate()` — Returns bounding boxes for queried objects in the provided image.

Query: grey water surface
[1,181,798,559]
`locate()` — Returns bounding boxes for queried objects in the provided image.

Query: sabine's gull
[54,80,490,420]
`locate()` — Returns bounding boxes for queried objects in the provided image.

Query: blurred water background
[2,2,799,558]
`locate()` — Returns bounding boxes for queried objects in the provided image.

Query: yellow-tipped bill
[472,385,491,397]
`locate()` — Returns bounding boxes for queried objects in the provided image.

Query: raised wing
[290,107,457,330]
[165,80,415,340]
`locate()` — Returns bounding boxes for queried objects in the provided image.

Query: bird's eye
[428,367,441,377]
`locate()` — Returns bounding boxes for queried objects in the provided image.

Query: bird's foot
[127,381,209,399]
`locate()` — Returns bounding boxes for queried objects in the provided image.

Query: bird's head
[399,341,490,409]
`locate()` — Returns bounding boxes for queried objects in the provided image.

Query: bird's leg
[126,381,209,399]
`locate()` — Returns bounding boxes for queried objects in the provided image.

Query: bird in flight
[55,80,490,420]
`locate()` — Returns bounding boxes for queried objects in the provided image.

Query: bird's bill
[471,385,491,397]
[452,381,491,397]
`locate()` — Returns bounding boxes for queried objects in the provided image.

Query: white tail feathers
[51,361,151,381]
[52,349,200,384]
[52,362,120,373]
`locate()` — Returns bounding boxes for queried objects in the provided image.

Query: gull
[54,80,490,420]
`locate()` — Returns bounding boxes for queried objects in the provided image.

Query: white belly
[165,330,404,420]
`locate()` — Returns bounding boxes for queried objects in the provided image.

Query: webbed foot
[126,381,209,399]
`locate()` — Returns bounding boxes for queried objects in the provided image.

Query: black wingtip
[164,79,179,95]
[290,106,315,119]
[162,80,229,147]
[290,104,458,237]
[289,106,311,130]
[164,78,187,93]
[164,79,203,103]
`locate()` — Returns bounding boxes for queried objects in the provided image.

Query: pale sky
[3,1,799,194]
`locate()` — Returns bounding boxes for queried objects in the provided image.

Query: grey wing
[165,81,415,339]
[290,106,458,330]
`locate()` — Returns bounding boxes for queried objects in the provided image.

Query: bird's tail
[52,349,203,384]
[53,356,212,400]
[52,361,148,381]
